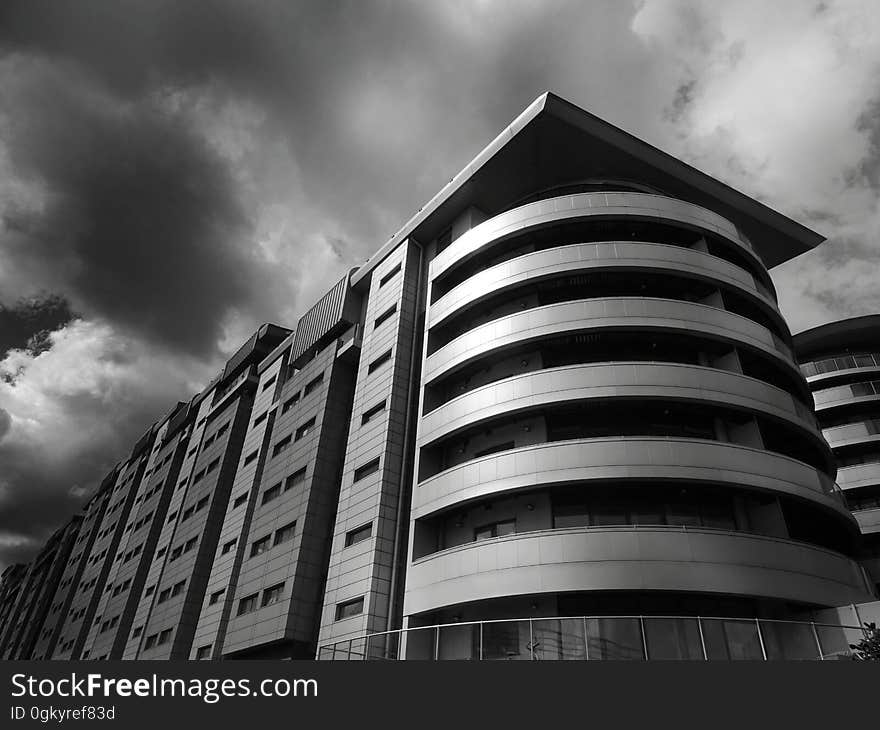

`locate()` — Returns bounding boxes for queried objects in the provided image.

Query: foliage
[849,622,880,660]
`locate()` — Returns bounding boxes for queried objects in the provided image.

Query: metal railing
[317,614,867,661]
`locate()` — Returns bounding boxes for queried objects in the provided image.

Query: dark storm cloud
[0,295,74,358]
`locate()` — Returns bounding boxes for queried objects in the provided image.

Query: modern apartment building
[794,316,880,593]
[1,92,877,661]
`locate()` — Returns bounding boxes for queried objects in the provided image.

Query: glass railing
[801,353,880,378]
[813,380,880,406]
[317,615,866,661]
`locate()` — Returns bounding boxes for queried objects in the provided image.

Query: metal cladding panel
[165,400,192,438]
[291,272,359,367]
[222,331,261,381]
[129,427,154,460]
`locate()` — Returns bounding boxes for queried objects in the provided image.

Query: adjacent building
[1,92,877,661]
[794,315,880,594]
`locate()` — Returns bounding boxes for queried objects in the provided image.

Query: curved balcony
[836,462,880,491]
[419,362,822,450]
[430,192,763,283]
[812,382,880,412]
[800,351,880,387]
[854,508,880,535]
[403,526,874,616]
[822,421,880,450]
[412,438,851,524]
[429,241,781,332]
[423,298,798,387]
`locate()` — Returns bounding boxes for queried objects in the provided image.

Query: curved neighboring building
[795,315,880,594]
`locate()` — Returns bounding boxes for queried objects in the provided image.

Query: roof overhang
[793,315,880,359]
[352,91,824,289]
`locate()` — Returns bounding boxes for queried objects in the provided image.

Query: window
[261,582,285,607]
[274,521,296,546]
[335,597,364,621]
[304,372,324,397]
[209,588,225,605]
[354,457,380,482]
[435,226,453,254]
[216,422,229,438]
[204,434,215,447]
[262,482,282,505]
[251,535,271,557]
[253,411,268,428]
[368,349,393,374]
[262,375,277,392]
[272,435,292,457]
[196,496,209,511]
[221,539,237,555]
[157,629,172,645]
[474,519,516,541]
[184,537,197,552]
[374,304,397,330]
[156,545,167,558]
[166,511,177,525]
[282,392,300,414]
[171,580,185,597]
[238,593,258,615]
[144,634,158,650]
[233,492,248,509]
[379,263,401,287]
[244,450,258,466]
[361,400,387,426]
[295,418,316,441]
[196,645,212,660]
[170,545,183,562]
[285,467,307,491]
[345,522,373,547]
[193,468,206,484]
[207,457,220,473]
[158,588,171,603]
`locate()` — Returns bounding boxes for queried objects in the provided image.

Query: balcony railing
[317,615,867,661]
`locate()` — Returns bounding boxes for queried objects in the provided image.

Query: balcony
[317,614,866,661]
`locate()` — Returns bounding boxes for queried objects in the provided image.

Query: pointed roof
[352,91,824,288]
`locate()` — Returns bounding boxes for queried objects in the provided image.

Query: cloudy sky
[1,0,879,569]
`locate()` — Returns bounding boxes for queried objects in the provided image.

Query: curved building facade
[795,315,880,594]
[401,187,871,657]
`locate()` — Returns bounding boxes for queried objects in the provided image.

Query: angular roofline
[351,91,824,288]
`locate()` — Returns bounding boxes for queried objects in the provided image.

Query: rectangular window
[207,458,220,473]
[158,588,171,603]
[233,492,248,508]
[144,635,157,650]
[304,372,324,397]
[208,588,225,605]
[285,467,307,491]
[250,535,271,557]
[244,450,258,466]
[192,468,206,484]
[261,582,285,607]
[368,349,393,374]
[171,581,185,597]
[295,417,316,441]
[262,375,277,392]
[262,482,282,505]
[282,392,300,414]
[474,519,516,541]
[237,593,258,615]
[353,457,380,482]
[379,262,401,288]
[204,434,215,448]
[196,645,212,660]
[253,411,268,427]
[335,597,364,621]
[274,521,296,546]
[184,537,197,552]
[157,629,172,645]
[345,522,373,547]
[221,539,237,555]
[272,434,292,457]
[435,226,453,254]
[361,400,387,426]
[196,496,209,511]
[374,304,397,330]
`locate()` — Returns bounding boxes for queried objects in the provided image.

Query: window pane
[702,619,763,660]
[532,619,587,660]
[437,624,478,660]
[586,618,644,660]
[644,618,703,659]
[481,621,530,660]
[760,620,819,660]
